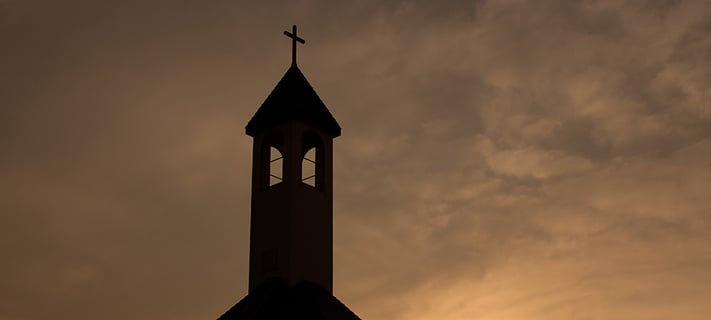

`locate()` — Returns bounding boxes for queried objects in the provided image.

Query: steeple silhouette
[216,26,360,320]
[246,66,341,138]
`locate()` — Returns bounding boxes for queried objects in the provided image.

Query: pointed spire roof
[246,65,341,137]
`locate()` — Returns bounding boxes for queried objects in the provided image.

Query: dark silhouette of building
[216,26,361,320]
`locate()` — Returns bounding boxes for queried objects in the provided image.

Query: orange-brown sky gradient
[2,1,711,319]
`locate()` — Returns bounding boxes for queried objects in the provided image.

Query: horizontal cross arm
[283,31,305,44]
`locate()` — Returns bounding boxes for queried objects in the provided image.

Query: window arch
[269,146,283,186]
[301,147,316,187]
[301,131,324,190]
[262,132,284,189]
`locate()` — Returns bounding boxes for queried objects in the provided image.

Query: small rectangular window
[261,249,278,274]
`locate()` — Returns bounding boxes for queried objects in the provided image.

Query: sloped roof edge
[246,66,341,137]
[217,279,361,320]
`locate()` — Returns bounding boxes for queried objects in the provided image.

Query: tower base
[217,279,361,320]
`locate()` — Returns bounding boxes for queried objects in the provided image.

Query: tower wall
[248,121,334,293]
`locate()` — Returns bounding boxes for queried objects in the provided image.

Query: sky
[1,1,711,319]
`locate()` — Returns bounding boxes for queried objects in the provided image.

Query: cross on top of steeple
[283,25,305,66]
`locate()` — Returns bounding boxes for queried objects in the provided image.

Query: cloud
[1,1,710,320]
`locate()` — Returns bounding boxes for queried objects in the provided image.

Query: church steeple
[217,26,360,320]
[245,29,341,294]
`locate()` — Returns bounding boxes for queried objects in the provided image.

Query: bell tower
[245,26,341,294]
[217,25,360,320]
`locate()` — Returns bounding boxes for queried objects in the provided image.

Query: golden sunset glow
[2,1,710,320]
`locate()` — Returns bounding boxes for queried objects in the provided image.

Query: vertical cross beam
[283,25,305,66]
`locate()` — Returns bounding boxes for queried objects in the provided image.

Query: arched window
[301,147,316,187]
[269,146,283,186]
[262,131,284,189]
[301,131,324,190]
